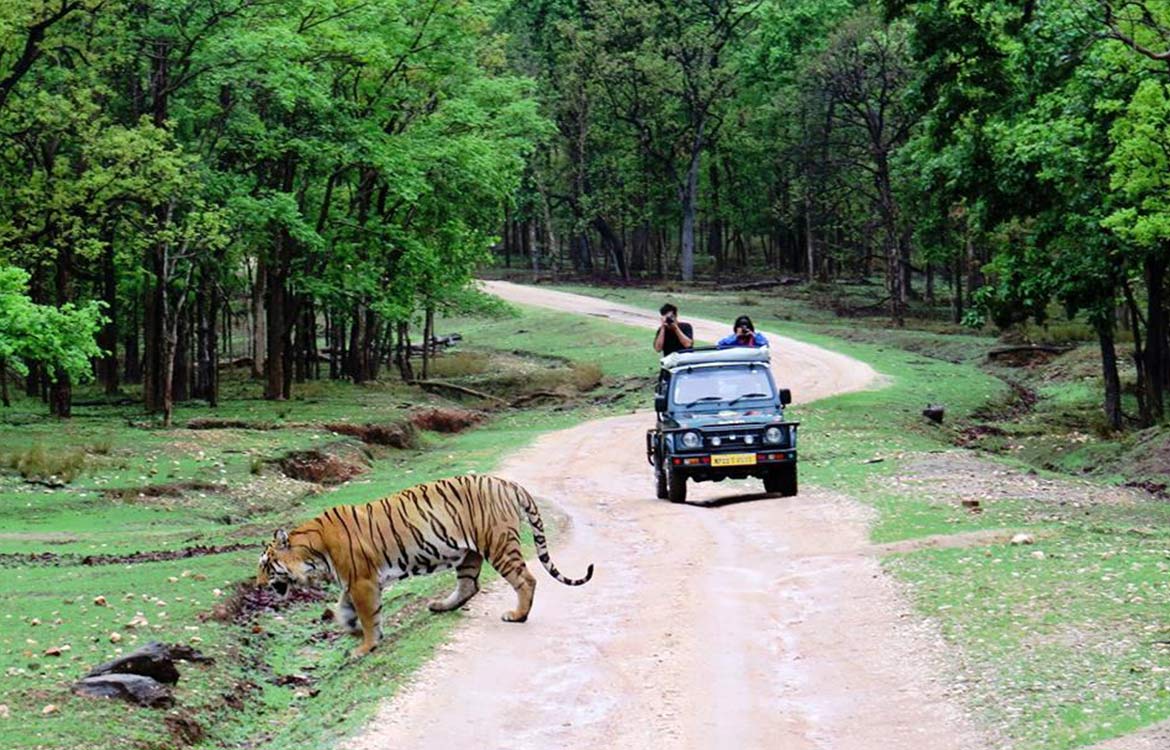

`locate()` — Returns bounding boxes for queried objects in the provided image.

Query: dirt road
[345,282,983,750]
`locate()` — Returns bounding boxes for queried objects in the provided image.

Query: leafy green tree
[0,265,103,413]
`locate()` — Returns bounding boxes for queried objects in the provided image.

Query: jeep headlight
[680,431,702,449]
[764,426,784,444]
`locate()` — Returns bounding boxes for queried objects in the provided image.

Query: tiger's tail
[510,480,594,586]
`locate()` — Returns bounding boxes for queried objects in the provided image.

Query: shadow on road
[687,491,778,508]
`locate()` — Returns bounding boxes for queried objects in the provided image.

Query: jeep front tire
[654,452,668,500]
[764,464,797,497]
[666,466,687,503]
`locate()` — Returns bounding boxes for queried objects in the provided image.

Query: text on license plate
[711,453,757,467]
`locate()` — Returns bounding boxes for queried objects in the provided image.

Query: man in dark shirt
[653,303,694,355]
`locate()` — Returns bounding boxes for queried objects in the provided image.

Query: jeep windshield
[671,365,775,408]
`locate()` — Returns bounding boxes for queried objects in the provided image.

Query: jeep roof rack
[660,346,771,370]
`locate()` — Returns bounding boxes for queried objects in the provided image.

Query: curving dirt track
[345,282,984,750]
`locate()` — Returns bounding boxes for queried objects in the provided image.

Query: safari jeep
[646,347,799,503]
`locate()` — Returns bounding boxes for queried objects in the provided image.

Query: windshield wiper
[679,395,725,407]
[726,392,770,406]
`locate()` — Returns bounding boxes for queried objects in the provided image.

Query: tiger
[257,474,593,657]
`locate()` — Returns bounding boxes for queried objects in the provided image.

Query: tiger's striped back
[258,474,592,657]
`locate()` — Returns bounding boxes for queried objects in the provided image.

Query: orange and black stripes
[258,474,593,656]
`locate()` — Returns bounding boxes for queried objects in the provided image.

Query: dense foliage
[0,0,542,422]
[1,0,1168,430]
[500,0,1170,429]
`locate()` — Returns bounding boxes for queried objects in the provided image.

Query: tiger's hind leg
[429,551,484,613]
[485,538,536,623]
[347,579,384,658]
[335,591,362,635]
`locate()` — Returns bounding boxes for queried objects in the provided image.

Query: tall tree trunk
[422,307,434,380]
[1123,278,1151,424]
[123,296,141,384]
[951,249,964,324]
[265,267,286,399]
[804,203,816,282]
[250,256,266,379]
[206,277,220,407]
[537,178,558,273]
[1097,314,1122,431]
[593,217,628,280]
[349,305,366,383]
[173,306,190,402]
[52,242,73,417]
[964,230,983,310]
[1142,253,1167,423]
[25,363,40,398]
[142,36,170,414]
[0,359,8,407]
[194,266,218,405]
[503,205,512,268]
[50,373,71,418]
[98,235,119,394]
[708,159,723,273]
[394,320,414,381]
[899,228,914,302]
[679,127,703,281]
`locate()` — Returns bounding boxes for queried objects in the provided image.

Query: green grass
[530,280,1170,749]
[888,507,1170,749]
[5,278,1168,750]
[0,302,648,750]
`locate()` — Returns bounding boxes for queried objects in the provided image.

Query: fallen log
[508,390,566,407]
[721,277,803,291]
[408,379,509,406]
[987,344,1074,361]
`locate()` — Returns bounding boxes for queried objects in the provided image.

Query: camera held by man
[653,304,693,356]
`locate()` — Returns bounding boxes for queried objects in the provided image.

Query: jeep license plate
[711,453,756,467]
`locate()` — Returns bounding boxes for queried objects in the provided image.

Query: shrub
[568,362,603,391]
[3,444,86,483]
[428,351,492,379]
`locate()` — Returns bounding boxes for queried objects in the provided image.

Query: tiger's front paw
[501,610,528,623]
[350,643,376,658]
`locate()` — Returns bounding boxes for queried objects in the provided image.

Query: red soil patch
[409,407,485,433]
[323,421,418,448]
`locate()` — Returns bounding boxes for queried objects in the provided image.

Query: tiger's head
[258,529,322,597]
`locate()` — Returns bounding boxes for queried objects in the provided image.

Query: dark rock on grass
[83,641,212,685]
[922,404,945,424]
[75,642,214,709]
[73,674,174,708]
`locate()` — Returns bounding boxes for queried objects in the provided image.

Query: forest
[0,0,1168,431]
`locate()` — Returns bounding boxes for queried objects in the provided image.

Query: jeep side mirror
[655,394,668,412]
[778,388,792,406]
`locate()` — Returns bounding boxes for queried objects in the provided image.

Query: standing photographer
[653,303,694,355]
